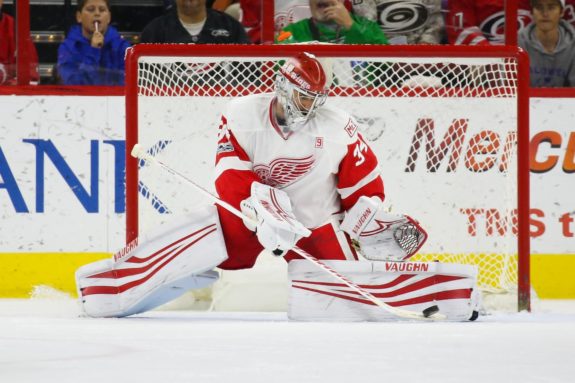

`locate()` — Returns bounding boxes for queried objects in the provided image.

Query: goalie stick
[131,144,445,321]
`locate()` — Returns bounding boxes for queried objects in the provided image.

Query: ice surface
[1,299,574,383]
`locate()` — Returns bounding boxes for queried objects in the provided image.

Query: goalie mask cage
[125,44,530,312]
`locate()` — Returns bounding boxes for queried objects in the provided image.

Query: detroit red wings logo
[253,156,315,187]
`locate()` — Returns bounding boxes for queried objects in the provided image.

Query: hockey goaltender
[75,52,480,322]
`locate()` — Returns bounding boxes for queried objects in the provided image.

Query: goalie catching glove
[241,182,311,256]
[340,196,427,261]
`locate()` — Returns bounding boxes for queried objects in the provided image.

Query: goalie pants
[217,206,358,270]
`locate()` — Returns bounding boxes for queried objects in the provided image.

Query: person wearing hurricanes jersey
[445,0,575,45]
[446,0,533,45]
[215,52,384,270]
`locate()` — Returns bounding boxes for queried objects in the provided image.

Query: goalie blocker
[288,260,480,321]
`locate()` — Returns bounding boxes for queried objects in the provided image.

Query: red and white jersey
[239,0,261,43]
[445,0,575,45]
[446,0,532,45]
[215,93,384,229]
[0,12,39,85]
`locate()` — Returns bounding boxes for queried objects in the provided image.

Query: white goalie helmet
[275,52,330,130]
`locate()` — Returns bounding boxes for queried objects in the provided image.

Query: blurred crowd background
[1,0,574,87]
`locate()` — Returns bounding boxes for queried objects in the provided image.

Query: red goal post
[125,44,530,312]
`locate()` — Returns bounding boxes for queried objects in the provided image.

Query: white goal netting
[125,45,529,312]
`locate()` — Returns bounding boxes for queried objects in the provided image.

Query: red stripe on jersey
[215,115,252,164]
[337,134,379,190]
[459,31,490,46]
[341,176,384,211]
[446,0,533,45]
[215,124,261,270]
[337,133,384,210]
[284,221,358,262]
[214,112,263,270]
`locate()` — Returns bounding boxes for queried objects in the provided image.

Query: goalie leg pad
[288,260,479,322]
[114,270,219,318]
[76,205,228,318]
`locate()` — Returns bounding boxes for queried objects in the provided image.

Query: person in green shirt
[277,0,388,44]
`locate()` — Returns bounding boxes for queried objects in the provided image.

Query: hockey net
[125,44,530,312]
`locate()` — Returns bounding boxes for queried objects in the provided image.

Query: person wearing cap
[518,0,575,87]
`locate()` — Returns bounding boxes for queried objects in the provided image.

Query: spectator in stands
[346,0,378,21]
[351,0,445,44]
[445,0,533,45]
[140,0,250,44]
[213,0,241,21]
[57,0,130,85]
[277,0,388,44]
[238,0,262,43]
[519,0,575,87]
[445,0,575,45]
[0,0,39,85]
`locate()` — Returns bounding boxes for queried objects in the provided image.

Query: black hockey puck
[423,305,440,318]
[469,310,479,321]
